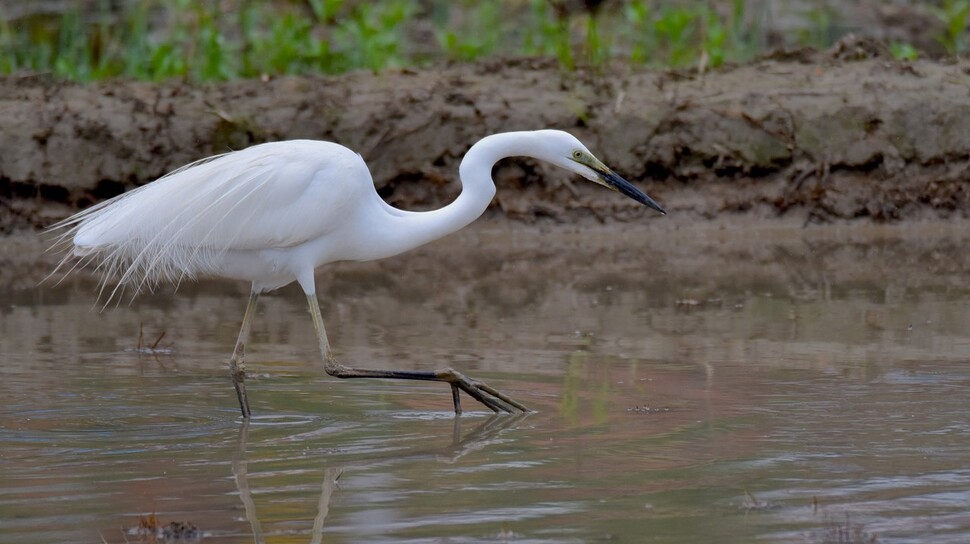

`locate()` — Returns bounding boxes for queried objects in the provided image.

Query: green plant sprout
[932,0,970,55]
[890,41,919,61]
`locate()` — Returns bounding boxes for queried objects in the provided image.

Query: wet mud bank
[3,46,970,233]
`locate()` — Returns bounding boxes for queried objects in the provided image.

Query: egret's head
[532,130,666,215]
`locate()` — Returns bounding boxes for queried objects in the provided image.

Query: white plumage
[55,141,370,296]
[50,130,665,417]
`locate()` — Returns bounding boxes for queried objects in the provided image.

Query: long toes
[461,380,515,414]
[457,381,511,413]
[450,383,463,415]
[440,368,528,414]
[475,382,530,412]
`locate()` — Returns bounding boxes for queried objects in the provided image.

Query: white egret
[51,130,665,417]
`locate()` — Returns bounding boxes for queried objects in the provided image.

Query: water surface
[3,222,970,543]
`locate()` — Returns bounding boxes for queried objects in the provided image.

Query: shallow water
[3,222,970,543]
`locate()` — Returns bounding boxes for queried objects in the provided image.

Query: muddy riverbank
[3,43,970,233]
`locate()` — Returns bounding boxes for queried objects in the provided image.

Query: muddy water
[3,221,970,543]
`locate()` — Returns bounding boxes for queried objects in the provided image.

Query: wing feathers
[48,140,368,302]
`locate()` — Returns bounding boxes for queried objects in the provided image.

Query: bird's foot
[437,367,530,415]
[233,379,252,419]
[229,358,252,418]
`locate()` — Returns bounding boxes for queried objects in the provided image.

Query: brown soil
[3,42,970,288]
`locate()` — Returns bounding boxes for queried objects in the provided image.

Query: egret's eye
[572,150,584,160]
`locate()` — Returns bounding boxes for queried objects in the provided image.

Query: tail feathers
[55,243,213,307]
[48,219,226,305]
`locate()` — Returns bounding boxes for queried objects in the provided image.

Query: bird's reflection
[232,423,264,543]
[309,466,343,544]
[232,414,529,543]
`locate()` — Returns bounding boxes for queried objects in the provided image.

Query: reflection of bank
[232,415,528,543]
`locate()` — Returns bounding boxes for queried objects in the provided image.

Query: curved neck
[369,132,538,259]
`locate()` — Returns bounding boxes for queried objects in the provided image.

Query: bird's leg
[229,291,260,418]
[306,293,529,414]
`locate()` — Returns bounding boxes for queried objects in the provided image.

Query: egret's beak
[576,157,666,215]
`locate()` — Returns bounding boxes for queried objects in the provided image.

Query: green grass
[933,0,970,55]
[0,1,936,83]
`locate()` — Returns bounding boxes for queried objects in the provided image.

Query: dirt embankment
[3,43,970,231]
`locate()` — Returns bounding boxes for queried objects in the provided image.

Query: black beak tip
[640,195,666,215]
[598,166,667,216]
